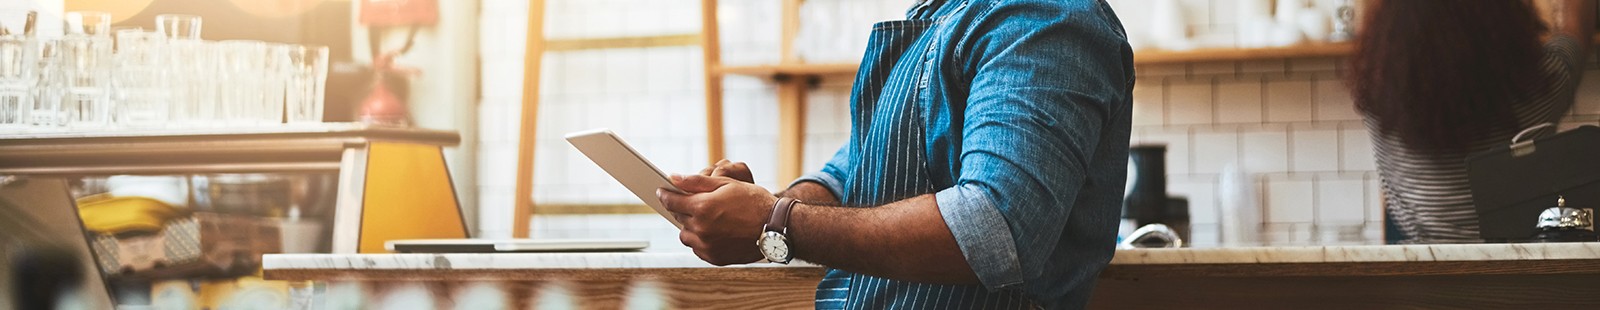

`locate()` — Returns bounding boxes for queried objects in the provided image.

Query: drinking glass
[0,35,33,130]
[155,14,202,40]
[109,26,144,51]
[217,40,267,124]
[113,30,171,127]
[56,35,114,128]
[157,14,204,126]
[259,43,290,124]
[31,40,64,128]
[162,40,209,126]
[283,44,327,123]
[64,11,112,37]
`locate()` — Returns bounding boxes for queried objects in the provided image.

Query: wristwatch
[758,197,799,264]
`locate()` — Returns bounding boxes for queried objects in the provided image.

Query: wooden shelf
[714,44,1359,78]
[717,36,1600,75]
[1133,43,1354,65]
[716,63,859,78]
[1134,35,1599,65]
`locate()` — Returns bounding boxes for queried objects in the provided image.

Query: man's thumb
[674,174,734,192]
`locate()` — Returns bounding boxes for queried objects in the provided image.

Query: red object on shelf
[357,53,414,126]
[357,79,408,126]
[359,0,439,27]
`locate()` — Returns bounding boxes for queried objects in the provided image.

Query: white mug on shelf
[1238,0,1274,20]
[1297,8,1332,42]
[1275,0,1309,25]
[1237,17,1276,48]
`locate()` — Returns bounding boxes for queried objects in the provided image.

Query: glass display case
[0,123,466,308]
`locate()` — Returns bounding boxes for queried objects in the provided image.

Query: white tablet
[565,128,686,229]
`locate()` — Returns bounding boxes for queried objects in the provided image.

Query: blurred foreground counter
[263,252,826,309]
[266,243,1600,309]
[1095,242,1600,308]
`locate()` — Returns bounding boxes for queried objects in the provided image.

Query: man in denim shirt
[657,0,1132,308]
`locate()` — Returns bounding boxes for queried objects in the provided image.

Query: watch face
[758,231,790,262]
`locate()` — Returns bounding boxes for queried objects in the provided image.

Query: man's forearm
[779,181,841,206]
[786,194,979,284]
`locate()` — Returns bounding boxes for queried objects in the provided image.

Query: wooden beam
[773,0,806,185]
[531,204,657,215]
[780,0,803,64]
[717,63,859,77]
[775,79,806,186]
[701,0,726,166]
[512,0,547,238]
[544,34,702,52]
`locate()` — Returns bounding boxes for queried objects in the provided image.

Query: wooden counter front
[264,253,825,309]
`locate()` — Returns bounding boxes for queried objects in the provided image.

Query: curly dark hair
[1348,0,1550,151]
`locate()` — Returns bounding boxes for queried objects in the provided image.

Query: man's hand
[699,159,754,183]
[657,174,778,266]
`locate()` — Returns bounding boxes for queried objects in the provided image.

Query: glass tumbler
[113,30,172,127]
[283,44,327,123]
[31,40,64,128]
[164,39,212,125]
[156,14,203,40]
[259,43,290,125]
[64,11,113,37]
[0,35,34,130]
[158,14,205,126]
[217,40,268,124]
[56,35,114,129]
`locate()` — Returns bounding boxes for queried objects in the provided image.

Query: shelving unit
[699,1,1368,186]
[701,0,835,186]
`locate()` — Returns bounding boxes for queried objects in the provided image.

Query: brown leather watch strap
[766,197,799,233]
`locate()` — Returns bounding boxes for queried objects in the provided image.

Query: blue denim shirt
[792,0,1132,308]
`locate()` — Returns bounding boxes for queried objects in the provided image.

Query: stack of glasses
[0,12,329,132]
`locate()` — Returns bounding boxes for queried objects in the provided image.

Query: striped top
[1369,35,1584,243]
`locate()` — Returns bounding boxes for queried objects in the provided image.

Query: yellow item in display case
[202,276,291,310]
[77,195,188,234]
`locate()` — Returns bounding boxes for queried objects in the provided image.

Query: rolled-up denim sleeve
[938,0,1126,290]
[936,183,1025,288]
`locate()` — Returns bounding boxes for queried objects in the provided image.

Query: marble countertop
[264,252,819,271]
[264,243,1600,272]
[1110,242,1600,265]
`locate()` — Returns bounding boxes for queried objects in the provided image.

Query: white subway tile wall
[1239,127,1288,173]
[479,0,1600,247]
[1265,78,1314,123]
[1290,125,1340,172]
[1190,130,1238,175]
[1167,81,1215,125]
[1137,58,1390,246]
[477,0,531,239]
[1216,78,1264,124]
